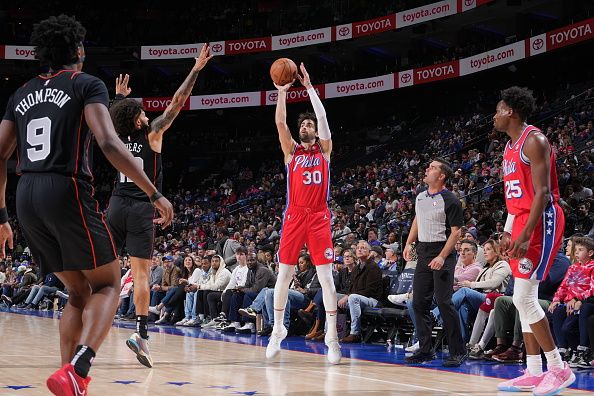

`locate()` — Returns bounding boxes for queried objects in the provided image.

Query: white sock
[272,264,294,334]
[527,354,543,376]
[326,312,337,340]
[315,264,338,340]
[544,348,564,370]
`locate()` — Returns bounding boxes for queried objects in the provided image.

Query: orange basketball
[270,58,298,86]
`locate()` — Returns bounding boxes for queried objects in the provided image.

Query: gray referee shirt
[415,189,463,243]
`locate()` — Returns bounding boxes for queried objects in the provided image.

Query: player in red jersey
[266,63,341,364]
[494,87,575,395]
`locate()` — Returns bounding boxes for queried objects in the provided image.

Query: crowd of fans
[2,82,594,370]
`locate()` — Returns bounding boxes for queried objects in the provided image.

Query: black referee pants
[412,241,464,356]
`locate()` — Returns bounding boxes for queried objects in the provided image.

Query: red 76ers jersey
[286,142,330,208]
[503,125,560,215]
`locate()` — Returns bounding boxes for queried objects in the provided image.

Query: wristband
[0,207,8,224]
[149,191,163,204]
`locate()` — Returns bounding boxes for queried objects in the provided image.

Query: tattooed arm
[149,44,213,150]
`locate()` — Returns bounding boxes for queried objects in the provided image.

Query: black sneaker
[443,352,468,367]
[258,325,273,337]
[404,351,437,364]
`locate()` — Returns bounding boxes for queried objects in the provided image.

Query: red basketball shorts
[509,202,564,281]
[276,206,334,266]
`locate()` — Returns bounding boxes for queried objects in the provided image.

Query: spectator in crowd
[18,272,64,310]
[148,256,181,315]
[339,240,383,343]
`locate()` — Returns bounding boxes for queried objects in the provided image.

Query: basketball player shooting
[266,62,341,364]
[107,44,213,368]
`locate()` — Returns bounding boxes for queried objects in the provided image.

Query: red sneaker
[46,364,91,396]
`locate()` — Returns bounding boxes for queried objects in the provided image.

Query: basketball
[270,58,298,86]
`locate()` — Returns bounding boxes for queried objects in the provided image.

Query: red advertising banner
[547,18,594,51]
[352,15,396,38]
[413,60,459,84]
[226,37,272,55]
[142,97,190,112]
[0,45,4,60]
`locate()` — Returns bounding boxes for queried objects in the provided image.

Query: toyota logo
[269,92,278,102]
[212,43,223,53]
[464,0,475,6]
[400,73,412,83]
[338,26,350,37]
[532,38,544,50]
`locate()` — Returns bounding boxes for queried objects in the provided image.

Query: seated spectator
[451,239,511,342]
[339,240,383,343]
[550,236,594,361]
[224,252,276,334]
[302,249,355,341]
[176,255,215,326]
[190,254,230,325]
[3,265,37,307]
[153,255,199,324]
[261,254,315,335]
[148,255,182,321]
[18,272,63,310]
[203,246,249,328]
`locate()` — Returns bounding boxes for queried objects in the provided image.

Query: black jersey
[112,131,162,201]
[2,69,109,181]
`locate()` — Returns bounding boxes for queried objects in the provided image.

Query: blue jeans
[348,294,378,335]
[184,291,197,320]
[150,290,166,307]
[250,287,270,313]
[25,285,58,305]
[264,288,309,329]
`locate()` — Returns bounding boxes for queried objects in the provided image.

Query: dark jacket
[348,258,383,300]
[335,267,354,295]
[243,263,277,293]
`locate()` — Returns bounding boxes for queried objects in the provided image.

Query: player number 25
[120,157,144,183]
[505,180,522,199]
[303,170,322,185]
[26,117,52,162]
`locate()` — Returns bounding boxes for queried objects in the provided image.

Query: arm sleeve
[307,87,330,140]
[2,94,16,122]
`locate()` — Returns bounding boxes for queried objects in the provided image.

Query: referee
[403,158,467,367]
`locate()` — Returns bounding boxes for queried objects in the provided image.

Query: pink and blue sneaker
[497,370,545,392]
[532,362,576,396]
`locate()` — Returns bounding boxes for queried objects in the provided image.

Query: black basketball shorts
[106,195,155,260]
[16,173,117,275]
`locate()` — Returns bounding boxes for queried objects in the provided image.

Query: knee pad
[513,280,545,331]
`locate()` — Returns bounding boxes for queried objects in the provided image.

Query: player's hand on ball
[274,81,294,92]
[297,62,312,89]
[153,196,174,228]
[194,44,214,72]
[0,222,13,259]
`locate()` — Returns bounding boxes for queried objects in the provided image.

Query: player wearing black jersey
[0,15,173,395]
[107,44,212,368]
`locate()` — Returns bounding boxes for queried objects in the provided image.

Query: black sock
[137,315,149,339]
[71,345,96,378]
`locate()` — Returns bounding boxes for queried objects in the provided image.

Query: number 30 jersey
[286,142,330,209]
[502,125,560,215]
[3,70,108,182]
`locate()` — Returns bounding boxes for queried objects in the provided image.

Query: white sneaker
[148,306,160,315]
[126,332,153,368]
[185,318,199,326]
[55,291,69,299]
[175,318,189,326]
[202,318,218,328]
[236,322,256,334]
[388,293,409,305]
[405,341,420,353]
[325,337,342,365]
[266,326,288,359]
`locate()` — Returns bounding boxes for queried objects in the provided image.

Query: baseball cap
[334,256,343,264]
[163,255,174,261]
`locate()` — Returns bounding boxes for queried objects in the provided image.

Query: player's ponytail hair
[30,15,86,69]
[110,99,145,136]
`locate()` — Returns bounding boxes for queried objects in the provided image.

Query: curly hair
[500,86,536,122]
[30,15,86,69]
[109,99,144,136]
[297,112,317,132]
